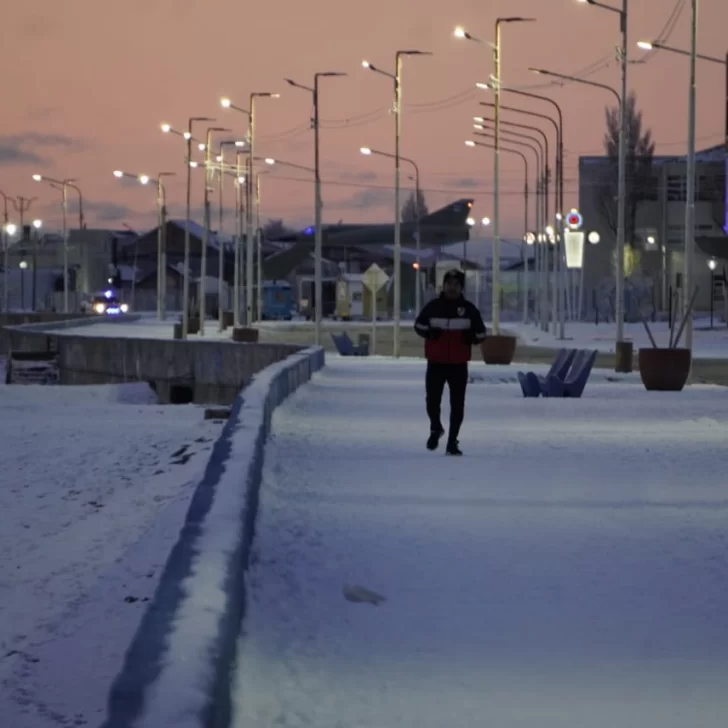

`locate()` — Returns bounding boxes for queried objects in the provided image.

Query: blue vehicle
[261,280,294,320]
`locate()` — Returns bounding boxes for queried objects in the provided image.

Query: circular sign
[566,211,583,229]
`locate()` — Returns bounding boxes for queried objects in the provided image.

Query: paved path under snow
[233,358,728,728]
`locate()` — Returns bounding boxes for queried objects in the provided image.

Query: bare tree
[401,188,428,222]
[596,92,655,248]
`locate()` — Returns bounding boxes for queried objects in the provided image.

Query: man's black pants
[425,362,468,442]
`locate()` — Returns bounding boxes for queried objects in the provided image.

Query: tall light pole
[470,131,540,321]
[216,140,246,331]
[0,191,10,312]
[198,127,231,335]
[285,72,347,345]
[360,146,422,311]
[32,175,82,312]
[112,170,175,318]
[245,93,279,324]
[579,0,628,358]
[638,29,728,353]
[473,116,546,324]
[476,82,563,336]
[161,117,213,338]
[363,50,431,357]
[477,98,554,330]
[455,20,534,334]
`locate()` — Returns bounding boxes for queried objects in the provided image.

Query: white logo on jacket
[457,307,465,317]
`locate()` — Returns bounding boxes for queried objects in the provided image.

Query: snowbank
[101,345,325,728]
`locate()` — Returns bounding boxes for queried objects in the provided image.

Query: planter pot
[480,335,517,366]
[638,347,691,391]
[232,326,259,343]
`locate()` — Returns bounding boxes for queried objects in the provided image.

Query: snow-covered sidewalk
[0,376,220,727]
[233,357,728,727]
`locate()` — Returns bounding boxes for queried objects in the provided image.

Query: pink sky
[1,0,726,238]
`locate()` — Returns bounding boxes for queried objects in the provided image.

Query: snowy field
[234,357,728,728]
[511,319,728,359]
[0,366,220,727]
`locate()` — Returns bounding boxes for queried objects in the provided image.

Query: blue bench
[517,348,576,398]
[331,332,369,356]
[542,349,598,398]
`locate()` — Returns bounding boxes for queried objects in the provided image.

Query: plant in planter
[637,286,698,391]
[480,331,517,366]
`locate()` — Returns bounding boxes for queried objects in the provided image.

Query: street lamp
[466,138,533,322]
[161,116,214,338]
[199,126,231,335]
[1,190,11,312]
[637,8,721,356]
[360,146,423,312]
[476,98,555,330]
[362,50,431,357]
[476,81,564,337]
[455,18,534,334]
[285,72,347,345]
[32,174,84,312]
[113,170,175,319]
[578,0,630,366]
[217,140,247,332]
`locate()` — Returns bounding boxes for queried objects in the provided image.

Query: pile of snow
[0,379,220,727]
[233,357,728,728]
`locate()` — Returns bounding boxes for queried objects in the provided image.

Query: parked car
[80,290,129,316]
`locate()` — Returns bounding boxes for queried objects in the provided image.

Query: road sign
[363,263,389,291]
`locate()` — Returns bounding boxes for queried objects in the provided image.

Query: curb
[100,346,325,728]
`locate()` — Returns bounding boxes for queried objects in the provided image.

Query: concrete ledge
[0,314,140,354]
[101,346,325,728]
[2,319,304,404]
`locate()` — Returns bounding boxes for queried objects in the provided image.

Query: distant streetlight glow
[220,97,232,108]
[32,219,42,229]
[482,217,491,226]
[5,223,17,235]
[113,170,123,178]
[465,140,476,147]
[139,175,150,185]
[637,41,653,50]
[360,147,372,155]
[265,158,276,165]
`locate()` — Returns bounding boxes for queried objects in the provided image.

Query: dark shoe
[427,427,446,451]
[445,441,463,456]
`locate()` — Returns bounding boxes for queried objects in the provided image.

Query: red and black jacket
[414,295,487,364]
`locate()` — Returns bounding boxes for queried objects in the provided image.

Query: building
[578,143,727,317]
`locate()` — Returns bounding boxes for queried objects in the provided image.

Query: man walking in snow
[414,269,486,455]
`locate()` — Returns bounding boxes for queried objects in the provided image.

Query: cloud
[451,177,480,189]
[331,188,392,210]
[0,132,86,168]
[0,146,46,165]
[338,170,379,183]
[84,201,139,224]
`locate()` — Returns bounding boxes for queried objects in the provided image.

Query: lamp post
[1,190,12,312]
[360,146,422,311]
[363,50,432,358]
[473,117,546,324]
[217,140,247,332]
[245,93,279,324]
[470,132,540,322]
[285,73,347,345]
[637,6,714,356]
[32,175,83,312]
[197,126,231,336]
[455,20,534,334]
[161,117,213,338]
[467,139,532,321]
[113,170,175,318]
[31,218,42,311]
[476,82,564,336]
[578,0,629,361]
[477,99,555,330]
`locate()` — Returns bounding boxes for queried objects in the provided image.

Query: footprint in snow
[342,585,386,606]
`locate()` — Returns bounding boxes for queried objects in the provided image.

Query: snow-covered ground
[233,357,728,727]
[0,372,220,727]
[511,319,728,359]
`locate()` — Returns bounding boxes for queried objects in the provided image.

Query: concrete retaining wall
[2,317,304,404]
[101,345,326,728]
[0,313,103,354]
